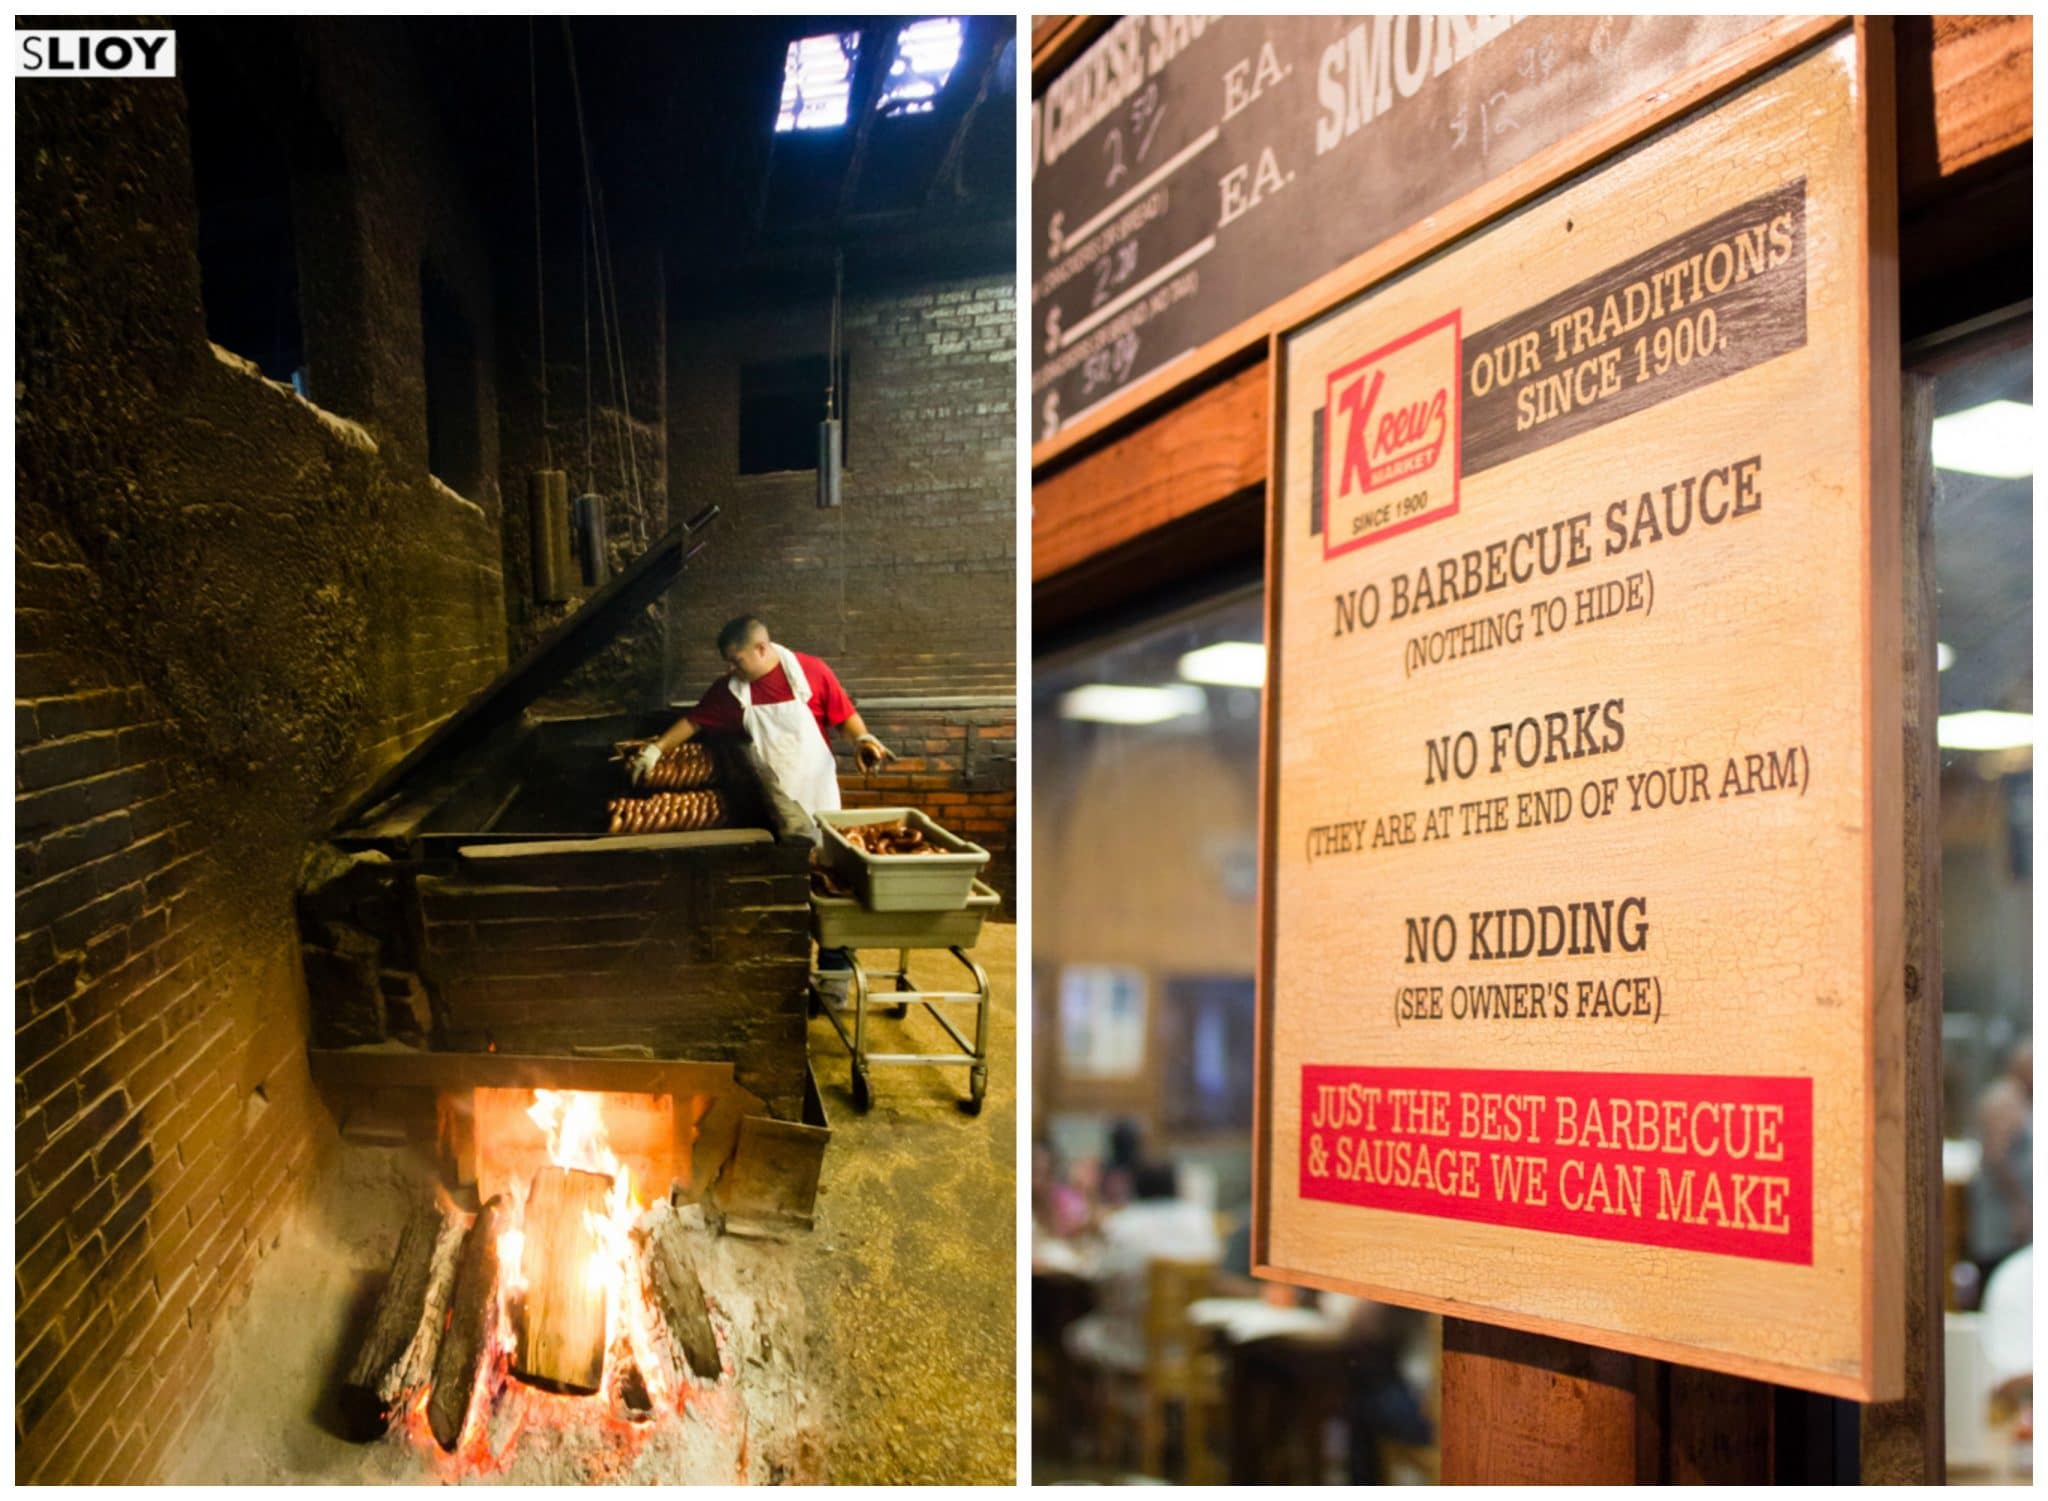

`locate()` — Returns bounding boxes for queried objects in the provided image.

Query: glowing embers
[776,31,859,132]
[368,1089,737,1478]
[879,18,964,116]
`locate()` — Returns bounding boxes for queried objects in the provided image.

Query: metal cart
[807,881,997,1114]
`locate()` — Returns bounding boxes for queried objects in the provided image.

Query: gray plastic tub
[815,807,990,911]
[809,878,1000,949]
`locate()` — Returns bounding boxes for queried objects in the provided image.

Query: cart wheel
[851,1067,873,1113]
[959,1067,987,1116]
[884,1001,911,1019]
[807,986,822,1018]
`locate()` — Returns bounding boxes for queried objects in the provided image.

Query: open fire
[345,1088,747,1479]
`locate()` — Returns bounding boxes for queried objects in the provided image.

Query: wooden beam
[1896,14,2033,198]
[1029,16,1107,86]
[923,23,1007,214]
[836,18,905,225]
[1032,361,1266,582]
[308,1046,746,1102]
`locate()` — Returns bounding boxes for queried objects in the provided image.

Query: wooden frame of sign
[1253,20,1903,1400]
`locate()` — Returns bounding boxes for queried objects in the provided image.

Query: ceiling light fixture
[1058,683,1204,725]
[1177,641,1266,688]
[1936,710,2034,752]
[1931,400,2034,479]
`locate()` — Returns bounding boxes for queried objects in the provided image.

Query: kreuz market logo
[1322,310,1461,559]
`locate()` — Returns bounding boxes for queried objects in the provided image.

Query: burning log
[511,1165,613,1395]
[637,1198,723,1382]
[340,1198,458,1440]
[428,1194,510,1452]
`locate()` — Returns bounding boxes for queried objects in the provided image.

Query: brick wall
[15,24,507,1482]
[415,841,813,1118]
[664,271,1017,894]
[666,272,1015,699]
[503,242,672,715]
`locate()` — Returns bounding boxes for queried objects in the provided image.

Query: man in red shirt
[634,615,894,816]
[638,616,892,994]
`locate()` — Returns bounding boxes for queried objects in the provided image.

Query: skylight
[776,31,860,132]
[878,17,963,117]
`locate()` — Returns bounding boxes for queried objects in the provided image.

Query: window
[776,32,860,132]
[1924,326,2031,1489]
[738,354,850,475]
[182,25,305,383]
[879,18,964,117]
[420,264,481,495]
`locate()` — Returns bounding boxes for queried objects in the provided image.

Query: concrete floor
[798,920,1019,1485]
[165,923,1017,1484]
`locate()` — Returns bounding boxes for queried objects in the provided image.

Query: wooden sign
[1029,15,1782,451]
[1256,28,1903,1399]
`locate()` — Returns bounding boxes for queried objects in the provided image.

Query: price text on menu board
[1258,33,1902,1399]
[1028,15,1769,445]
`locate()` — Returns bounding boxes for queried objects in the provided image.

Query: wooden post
[1859,370,1945,1483]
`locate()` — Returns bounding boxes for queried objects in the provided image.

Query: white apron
[731,644,842,840]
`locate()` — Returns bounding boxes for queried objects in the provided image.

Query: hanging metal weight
[529,469,571,603]
[572,493,609,587]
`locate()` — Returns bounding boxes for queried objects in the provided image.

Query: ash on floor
[167,1137,817,1484]
[167,923,1016,1484]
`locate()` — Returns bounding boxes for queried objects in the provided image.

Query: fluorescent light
[1937,710,2034,751]
[1059,683,1204,725]
[777,32,860,132]
[1931,400,2033,478]
[1937,641,1955,672]
[1178,641,1266,688]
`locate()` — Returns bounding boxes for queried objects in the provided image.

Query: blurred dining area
[1031,589,1441,1484]
[1031,1120,1440,1484]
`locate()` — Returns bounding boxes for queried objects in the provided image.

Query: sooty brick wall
[16,26,506,1483]
[666,274,1015,695]
[503,243,671,716]
[415,840,812,1118]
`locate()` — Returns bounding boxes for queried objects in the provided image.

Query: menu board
[1029,15,1772,447]
[1256,31,1903,1399]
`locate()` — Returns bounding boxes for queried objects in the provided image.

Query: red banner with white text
[1298,1065,1813,1264]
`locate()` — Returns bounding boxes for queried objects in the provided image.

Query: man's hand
[855,733,894,772]
[626,743,661,785]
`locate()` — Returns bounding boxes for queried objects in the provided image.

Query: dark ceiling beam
[833,16,903,227]
[747,27,793,240]
[923,23,1008,217]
